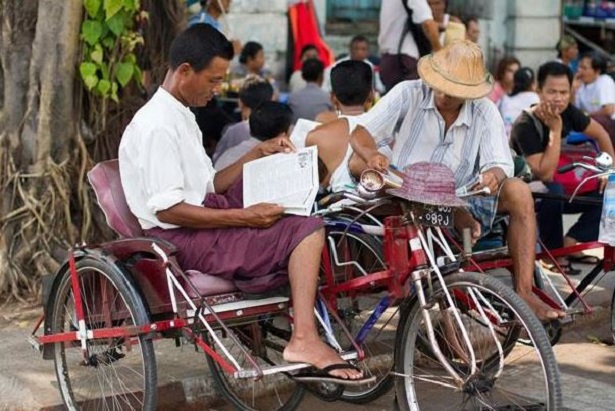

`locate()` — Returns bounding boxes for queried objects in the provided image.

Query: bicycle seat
[88,160,238,298]
[185,270,238,297]
[88,159,142,238]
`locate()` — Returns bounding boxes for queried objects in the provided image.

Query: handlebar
[555,152,615,201]
[556,163,577,174]
[557,152,614,176]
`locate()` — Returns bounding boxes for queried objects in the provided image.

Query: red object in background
[288,0,335,70]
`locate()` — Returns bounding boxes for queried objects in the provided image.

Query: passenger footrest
[233,350,359,379]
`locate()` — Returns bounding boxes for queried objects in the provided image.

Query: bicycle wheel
[323,230,396,403]
[394,271,562,411]
[49,255,157,410]
[205,312,305,411]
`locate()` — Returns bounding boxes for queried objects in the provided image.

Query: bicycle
[457,152,615,345]
[28,159,562,410]
[317,164,562,410]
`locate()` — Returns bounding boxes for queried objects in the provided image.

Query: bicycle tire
[323,229,395,404]
[50,255,157,410]
[394,271,562,411]
[205,313,305,411]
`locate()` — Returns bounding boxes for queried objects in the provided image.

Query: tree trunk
[0,0,183,300]
[0,0,84,299]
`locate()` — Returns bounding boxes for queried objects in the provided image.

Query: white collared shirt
[119,87,216,230]
[378,0,433,58]
[348,80,513,188]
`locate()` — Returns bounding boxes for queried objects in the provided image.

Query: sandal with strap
[293,363,377,386]
[540,259,582,276]
[567,254,601,265]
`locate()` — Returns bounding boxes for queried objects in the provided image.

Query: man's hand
[454,208,481,245]
[472,170,500,194]
[243,203,284,228]
[366,152,390,172]
[257,136,296,157]
[534,102,563,138]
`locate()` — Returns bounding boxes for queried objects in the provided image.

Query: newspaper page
[243,146,319,216]
[289,118,320,148]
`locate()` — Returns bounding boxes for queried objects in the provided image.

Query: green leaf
[133,65,143,86]
[90,44,104,64]
[84,0,102,18]
[97,79,111,96]
[124,52,137,64]
[111,82,120,103]
[104,0,123,20]
[106,11,125,36]
[99,62,110,80]
[101,36,115,50]
[79,62,97,78]
[116,61,134,87]
[81,20,103,45]
[84,75,99,91]
[123,0,137,11]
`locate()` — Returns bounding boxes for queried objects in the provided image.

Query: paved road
[1,295,613,411]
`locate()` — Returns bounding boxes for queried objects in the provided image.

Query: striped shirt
[349,80,513,188]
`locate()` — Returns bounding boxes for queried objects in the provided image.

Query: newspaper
[243,146,319,216]
[289,118,320,148]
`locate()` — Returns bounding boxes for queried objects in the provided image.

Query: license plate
[416,205,454,227]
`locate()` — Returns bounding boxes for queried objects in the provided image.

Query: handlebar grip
[317,192,345,207]
[557,163,576,174]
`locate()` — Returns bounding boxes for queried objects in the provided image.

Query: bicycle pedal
[558,315,574,326]
[300,381,344,402]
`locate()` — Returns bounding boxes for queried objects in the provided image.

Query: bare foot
[283,337,364,380]
[519,291,566,321]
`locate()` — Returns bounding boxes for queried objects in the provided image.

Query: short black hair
[249,101,293,141]
[537,61,573,89]
[301,58,324,82]
[300,44,318,58]
[239,41,263,65]
[330,60,373,105]
[169,23,234,72]
[580,51,609,74]
[511,67,535,96]
[238,76,274,109]
[350,35,369,46]
[463,16,478,28]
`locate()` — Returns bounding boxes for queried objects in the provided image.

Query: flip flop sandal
[541,260,582,276]
[567,254,600,264]
[293,363,377,386]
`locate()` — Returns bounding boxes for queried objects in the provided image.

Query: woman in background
[488,56,520,107]
[499,67,540,137]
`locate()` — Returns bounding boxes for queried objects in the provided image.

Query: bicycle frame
[320,210,509,387]
[30,239,365,381]
[30,196,515,395]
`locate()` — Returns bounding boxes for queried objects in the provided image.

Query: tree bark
[0,0,83,298]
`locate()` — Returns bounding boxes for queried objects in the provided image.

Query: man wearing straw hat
[349,40,565,321]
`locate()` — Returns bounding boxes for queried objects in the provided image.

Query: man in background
[464,16,480,43]
[288,58,332,123]
[322,35,385,95]
[378,0,441,91]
